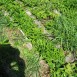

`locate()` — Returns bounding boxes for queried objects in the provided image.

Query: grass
[0,0,77,77]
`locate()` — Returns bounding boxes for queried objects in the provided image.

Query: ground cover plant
[0,0,77,77]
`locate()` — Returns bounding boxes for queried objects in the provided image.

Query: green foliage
[23,49,39,77]
[45,15,77,52]
[21,0,40,7]
[51,63,77,77]
[1,0,77,77]
[0,11,8,26]
[0,27,9,44]
[21,0,52,19]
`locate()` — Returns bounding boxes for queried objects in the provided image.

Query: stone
[39,60,50,77]
[26,10,32,16]
[4,11,9,16]
[25,42,33,50]
[26,10,35,19]
[56,44,61,48]
[53,9,61,16]
[65,53,74,63]
[34,20,42,28]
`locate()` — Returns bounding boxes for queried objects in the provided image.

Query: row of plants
[1,0,77,77]
[21,0,52,19]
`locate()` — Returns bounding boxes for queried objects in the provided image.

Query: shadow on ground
[0,44,25,77]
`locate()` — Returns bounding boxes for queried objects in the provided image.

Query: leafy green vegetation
[0,0,77,77]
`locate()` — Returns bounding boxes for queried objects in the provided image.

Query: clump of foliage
[45,15,77,52]
[23,49,39,77]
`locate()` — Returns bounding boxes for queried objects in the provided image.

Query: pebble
[25,42,33,50]
[65,53,74,63]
